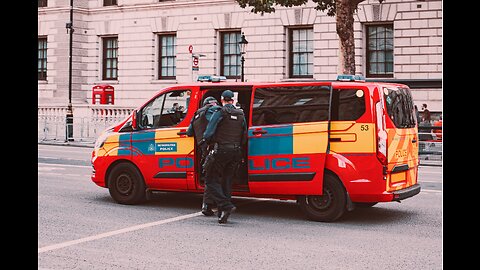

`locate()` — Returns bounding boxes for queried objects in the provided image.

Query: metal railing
[418,125,442,165]
[38,105,134,143]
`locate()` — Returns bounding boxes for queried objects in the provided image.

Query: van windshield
[384,87,416,128]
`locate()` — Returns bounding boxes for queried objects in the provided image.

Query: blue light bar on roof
[197,75,227,82]
[336,74,366,82]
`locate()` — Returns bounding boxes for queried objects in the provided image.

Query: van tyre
[297,173,347,222]
[108,163,146,205]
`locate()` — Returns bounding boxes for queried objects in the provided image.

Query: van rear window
[332,89,366,121]
[384,87,416,128]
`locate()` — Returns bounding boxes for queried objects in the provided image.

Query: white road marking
[38,172,90,178]
[421,189,442,193]
[38,163,91,169]
[38,212,203,254]
[419,180,442,183]
[38,199,272,254]
[38,167,65,172]
[418,171,443,175]
[38,156,88,162]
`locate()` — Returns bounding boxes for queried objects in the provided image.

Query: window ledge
[94,80,119,85]
[38,80,48,84]
[151,79,177,84]
[280,77,316,82]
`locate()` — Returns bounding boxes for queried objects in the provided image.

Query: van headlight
[94,128,113,149]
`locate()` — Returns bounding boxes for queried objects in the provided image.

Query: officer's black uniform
[203,90,247,224]
[186,96,221,216]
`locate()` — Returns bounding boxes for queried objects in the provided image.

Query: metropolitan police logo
[148,143,155,152]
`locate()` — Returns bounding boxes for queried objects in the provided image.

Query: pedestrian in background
[186,96,222,216]
[421,103,431,124]
[203,90,247,224]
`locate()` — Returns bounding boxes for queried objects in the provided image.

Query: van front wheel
[108,163,146,205]
[297,174,347,222]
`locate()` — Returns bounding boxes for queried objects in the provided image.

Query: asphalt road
[38,144,442,269]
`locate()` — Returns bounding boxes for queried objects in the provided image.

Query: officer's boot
[218,206,236,224]
[201,203,215,216]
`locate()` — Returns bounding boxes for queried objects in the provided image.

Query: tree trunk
[336,0,357,75]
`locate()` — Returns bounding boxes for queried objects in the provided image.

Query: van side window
[335,89,366,121]
[138,89,190,129]
[252,86,330,126]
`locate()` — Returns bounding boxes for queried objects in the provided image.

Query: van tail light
[377,130,388,165]
[375,101,388,166]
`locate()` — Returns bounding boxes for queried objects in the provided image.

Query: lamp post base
[66,104,74,142]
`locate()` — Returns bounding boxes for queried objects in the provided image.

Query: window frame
[366,24,394,78]
[220,31,241,80]
[158,33,177,80]
[102,36,118,81]
[289,27,314,79]
[38,37,47,81]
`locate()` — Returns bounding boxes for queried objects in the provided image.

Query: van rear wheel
[297,173,346,222]
[108,163,146,205]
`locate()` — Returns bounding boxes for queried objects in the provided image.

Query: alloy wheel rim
[116,173,133,195]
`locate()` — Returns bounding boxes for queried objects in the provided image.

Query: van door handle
[177,130,187,136]
[412,139,417,143]
[252,129,267,135]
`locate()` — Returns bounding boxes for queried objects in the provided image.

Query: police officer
[203,90,247,224]
[186,96,221,216]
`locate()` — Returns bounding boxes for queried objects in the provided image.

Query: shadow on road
[94,192,417,225]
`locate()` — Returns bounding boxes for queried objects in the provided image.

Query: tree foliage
[235,0,383,75]
[235,0,352,16]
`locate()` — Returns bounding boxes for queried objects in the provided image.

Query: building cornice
[38,0,236,16]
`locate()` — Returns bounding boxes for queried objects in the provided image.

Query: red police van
[91,75,420,222]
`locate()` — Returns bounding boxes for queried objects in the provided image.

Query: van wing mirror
[132,109,138,130]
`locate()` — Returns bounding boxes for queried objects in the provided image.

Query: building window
[102,37,118,80]
[159,34,176,79]
[38,0,47,7]
[104,0,117,6]
[290,28,314,78]
[38,37,47,80]
[366,24,394,77]
[221,31,241,79]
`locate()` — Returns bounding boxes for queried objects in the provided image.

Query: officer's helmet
[203,96,219,106]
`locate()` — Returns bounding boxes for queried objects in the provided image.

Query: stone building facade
[38,0,442,111]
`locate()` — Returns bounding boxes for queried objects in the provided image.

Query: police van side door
[131,88,196,191]
[247,84,331,195]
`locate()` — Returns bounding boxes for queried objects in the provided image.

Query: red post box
[92,84,114,105]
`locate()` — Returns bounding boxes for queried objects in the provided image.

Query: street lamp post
[238,32,248,82]
[66,0,74,141]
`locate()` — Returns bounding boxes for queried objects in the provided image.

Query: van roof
[166,80,409,89]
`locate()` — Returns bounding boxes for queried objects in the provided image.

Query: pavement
[38,140,442,166]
